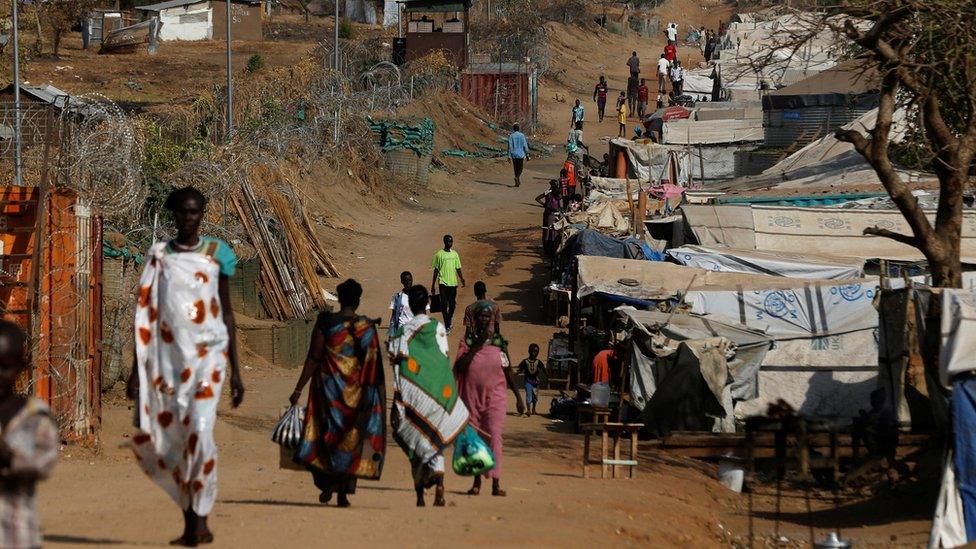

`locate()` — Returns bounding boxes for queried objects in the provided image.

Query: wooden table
[582,422,644,479]
[576,404,611,432]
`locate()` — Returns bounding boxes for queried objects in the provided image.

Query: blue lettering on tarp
[783,111,801,120]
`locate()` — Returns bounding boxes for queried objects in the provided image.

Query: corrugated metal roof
[0,83,89,115]
[136,0,259,11]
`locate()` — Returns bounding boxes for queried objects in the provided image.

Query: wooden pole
[636,190,647,237]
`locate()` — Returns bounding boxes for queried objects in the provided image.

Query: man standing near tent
[670,60,685,96]
[592,76,609,123]
[657,53,669,94]
[507,123,530,187]
[431,234,466,333]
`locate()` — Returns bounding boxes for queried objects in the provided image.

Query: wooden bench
[582,422,644,479]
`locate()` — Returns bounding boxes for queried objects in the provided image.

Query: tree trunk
[52,28,63,57]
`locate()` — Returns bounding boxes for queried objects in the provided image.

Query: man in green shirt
[430,234,466,332]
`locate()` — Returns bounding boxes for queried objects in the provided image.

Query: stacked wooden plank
[231,168,340,320]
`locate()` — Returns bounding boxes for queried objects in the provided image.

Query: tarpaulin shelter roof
[667,244,865,279]
[762,107,908,177]
[576,256,862,300]
[682,203,976,262]
[765,59,880,105]
[662,118,763,145]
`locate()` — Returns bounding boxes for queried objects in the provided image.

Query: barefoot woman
[290,279,386,507]
[454,302,525,496]
[127,187,245,546]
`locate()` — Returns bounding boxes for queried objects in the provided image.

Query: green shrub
[338,18,354,39]
[246,54,264,73]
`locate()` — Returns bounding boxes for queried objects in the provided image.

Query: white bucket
[717,457,745,492]
[590,382,610,408]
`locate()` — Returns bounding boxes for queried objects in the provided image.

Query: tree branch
[863,227,919,247]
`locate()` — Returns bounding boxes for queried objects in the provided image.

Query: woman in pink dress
[454,302,525,496]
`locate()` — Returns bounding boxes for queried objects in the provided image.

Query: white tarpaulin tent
[734,328,879,418]
[683,203,976,262]
[662,118,763,145]
[681,204,756,249]
[577,257,882,419]
[668,244,865,279]
[752,205,976,262]
[685,279,878,339]
[940,289,976,385]
[610,139,692,183]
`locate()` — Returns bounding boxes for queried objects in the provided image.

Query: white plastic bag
[271,405,305,449]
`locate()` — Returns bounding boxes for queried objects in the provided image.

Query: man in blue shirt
[507,123,530,187]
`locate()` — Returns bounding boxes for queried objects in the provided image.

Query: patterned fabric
[164,237,237,278]
[389,315,469,486]
[0,398,57,549]
[295,313,386,484]
[129,241,228,515]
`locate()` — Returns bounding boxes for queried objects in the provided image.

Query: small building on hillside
[135,0,263,42]
[396,0,469,68]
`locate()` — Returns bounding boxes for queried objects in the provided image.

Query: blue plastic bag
[452,425,495,476]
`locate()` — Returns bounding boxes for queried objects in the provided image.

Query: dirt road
[39,130,731,547]
[39,38,933,547]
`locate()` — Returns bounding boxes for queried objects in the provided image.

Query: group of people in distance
[113,189,546,545]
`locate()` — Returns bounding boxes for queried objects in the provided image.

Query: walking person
[289,279,386,508]
[657,53,669,94]
[0,320,58,549]
[670,60,685,96]
[664,41,677,64]
[517,343,547,416]
[637,78,649,120]
[127,186,245,547]
[592,76,609,123]
[507,123,530,187]
[616,92,629,138]
[463,281,502,338]
[626,73,639,114]
[626,51,640,78]
[570,98,585,130]
[666,22,678,43]
[389,285,469,507]
[388,271,417,340]
[454,303,526,497]
[535,180,562,262]
[431,234,466,333]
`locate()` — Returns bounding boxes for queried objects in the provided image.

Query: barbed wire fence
[2,35,473,438]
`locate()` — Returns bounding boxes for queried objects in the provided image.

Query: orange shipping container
[0,186,102,443]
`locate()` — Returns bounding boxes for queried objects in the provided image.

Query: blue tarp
[563,229,660,261]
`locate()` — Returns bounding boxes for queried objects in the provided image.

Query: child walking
[518,344,546,416]
[0,319,58,549]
